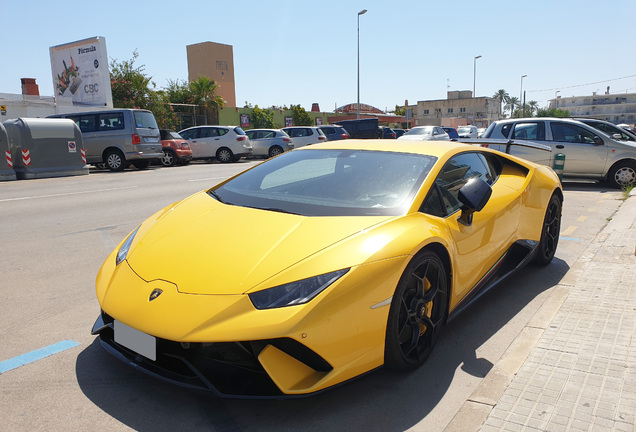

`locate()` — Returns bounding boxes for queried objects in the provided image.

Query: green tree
[110,50,177,129]
[290,104,312,126]
[393,105,406,116]
[527,100,539,116]
[190,76,225,124]
[164,79,194,104]
[493,89,510,117]
[536,106,570,117]
[251,105,275,129]
[505,96,520,118]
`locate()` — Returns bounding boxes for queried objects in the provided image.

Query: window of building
[423,109,429,115]
[448,108,454,114]
[460,107,466,113]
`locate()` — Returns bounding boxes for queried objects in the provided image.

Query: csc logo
[84,84,99,94]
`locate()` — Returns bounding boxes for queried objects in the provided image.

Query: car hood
[126,191,392,295]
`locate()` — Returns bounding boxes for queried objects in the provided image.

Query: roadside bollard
[553,153,565,181]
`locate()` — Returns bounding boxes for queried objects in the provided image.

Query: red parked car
[160,130,193,166]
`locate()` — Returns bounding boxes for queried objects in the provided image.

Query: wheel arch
[606,158,636,181]
[418,242,453,311]
[101,146,125,162]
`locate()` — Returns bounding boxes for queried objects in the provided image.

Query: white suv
[281,126,326,148]
[178,126,252,163]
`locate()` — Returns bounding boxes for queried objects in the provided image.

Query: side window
[512,122,545,140]
[420,186,445,217]
[262,131,274,138]
[217,128,229,136]
[306,128,314,136]
[98,112,124,131]
[501,123,512,138]
[180,129,198,140]
[200,128,217,138]
[427,153,492,216]
[78,115,97,132]
[551,123,596,144]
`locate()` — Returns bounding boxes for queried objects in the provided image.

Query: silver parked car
[178,126,252,163]
[481,117,636,188]
[397,126,450,141]
[245,129,294,158]
[457,125,479,138]
[280,126,326,148]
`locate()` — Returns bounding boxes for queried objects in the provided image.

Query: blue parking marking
[0,340,79,374]
[559,236,583,242]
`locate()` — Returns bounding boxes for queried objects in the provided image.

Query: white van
[48,109,163,171]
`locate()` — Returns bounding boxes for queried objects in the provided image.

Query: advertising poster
[240,114,250,128]
[49,36,113,108]
[285,117,293,127]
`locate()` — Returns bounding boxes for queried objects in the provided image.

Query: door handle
[556,145,564,149]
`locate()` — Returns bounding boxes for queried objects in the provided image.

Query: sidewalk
[446,191,636,432]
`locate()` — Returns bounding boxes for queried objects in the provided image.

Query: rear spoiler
[456,138,552,154]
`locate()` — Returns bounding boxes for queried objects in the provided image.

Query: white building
[549,90,636,125]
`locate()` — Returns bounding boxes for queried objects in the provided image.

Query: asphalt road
[0,162,624,432]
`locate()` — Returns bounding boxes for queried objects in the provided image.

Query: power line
[528,74,636,93]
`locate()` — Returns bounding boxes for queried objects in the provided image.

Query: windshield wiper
[208,190,227,204]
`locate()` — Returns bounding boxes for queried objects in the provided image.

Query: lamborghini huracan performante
[92,140,562,398]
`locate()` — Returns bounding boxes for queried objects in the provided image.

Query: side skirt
[448,239,538,320]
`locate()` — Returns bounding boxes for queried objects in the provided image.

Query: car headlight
[249,269,349,309]
[115,227,140,266]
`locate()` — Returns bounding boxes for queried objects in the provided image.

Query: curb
[444,191,634,431]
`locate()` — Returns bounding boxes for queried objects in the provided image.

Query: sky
[2,0,636,113]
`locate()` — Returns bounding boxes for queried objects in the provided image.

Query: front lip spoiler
[91,315,332,399]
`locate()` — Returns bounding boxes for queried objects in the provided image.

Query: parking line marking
[188,177,228,182]
[577,216,587,222]
[562,225,578,236]
[0,340,79,374]
[0,186,138,202]
[587,207,597,212]
[560,236,583,242]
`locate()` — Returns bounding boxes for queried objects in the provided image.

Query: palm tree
[189,76,225,124]
[493,89,510,117]
[506,96,520,118]
[528,100,539,116]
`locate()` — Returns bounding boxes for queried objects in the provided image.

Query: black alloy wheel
[533,194,561,266]
[385,250,448,370]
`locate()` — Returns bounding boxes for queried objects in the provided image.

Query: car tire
[268,146,284,158]
[132,160,151,170]
[385,250,448,371]
[105,150,126,172]
[532,194,562,266]
[161,149,177,167]
[607,160,636,189]
[216,147,234,163]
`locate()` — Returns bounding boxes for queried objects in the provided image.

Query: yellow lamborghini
[91,139,562,397]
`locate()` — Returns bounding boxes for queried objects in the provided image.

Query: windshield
[405,127,434,136]
[212,149,436,216]
[457,127,470,133]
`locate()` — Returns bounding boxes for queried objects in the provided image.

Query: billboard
[49,36,113,108]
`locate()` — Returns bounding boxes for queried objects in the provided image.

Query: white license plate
[144,136,159,143]
[114,320,156,361]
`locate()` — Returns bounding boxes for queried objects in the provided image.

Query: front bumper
[92,310,333,398]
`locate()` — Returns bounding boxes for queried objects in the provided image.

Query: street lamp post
[473,55,481,97]
[357,9,367,120]
[520,74,527,118]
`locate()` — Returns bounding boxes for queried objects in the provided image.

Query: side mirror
[457,177,492,226]
[612,133,624,141]
[593,135,604,146]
